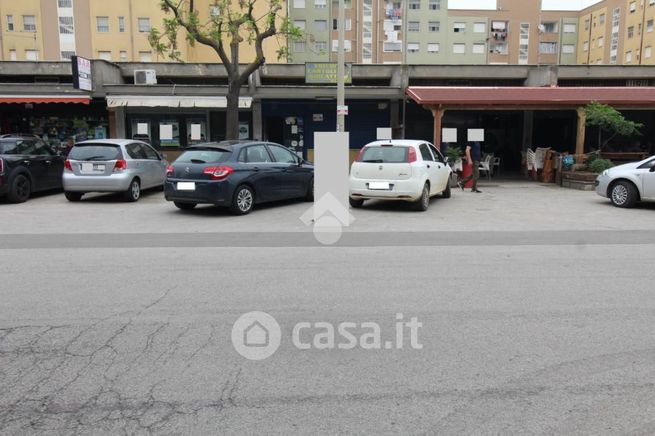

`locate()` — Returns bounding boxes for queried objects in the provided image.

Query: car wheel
[7,174,31,203]
[442,181,451,198]
[610,181,638,208]
[174,202,197,210]
[123,179,141,202]
[305,177,314,202]
[413,183,430,211]
[230,185,254,215]
[349,197,364,208]
[65,192,83,202]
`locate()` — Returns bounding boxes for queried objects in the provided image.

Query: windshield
[176,148,232,164]
[359,146,408,163]
[68,144,122,161]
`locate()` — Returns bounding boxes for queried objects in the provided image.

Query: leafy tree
[584,101,643,150]
[150,0,302,140]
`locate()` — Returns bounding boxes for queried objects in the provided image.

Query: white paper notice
[137,123,148,135]
[160,124,173,140]
[291,125,298,134]
[467,129,484,142]
[442,128,457,143]
[191,124,202,140]
[376,127,392,140]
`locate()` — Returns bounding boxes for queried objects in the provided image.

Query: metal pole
[336,0,345,132]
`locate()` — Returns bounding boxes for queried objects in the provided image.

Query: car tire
[123,178,141,202]
[305,177,314,202]
[230,185,254,215]
[174,202,197,210]
[442,181,451,198]
[349,197,364,208]
[7,174,31,203]
[65,192,83,202]
[414,183,430,211]
[610,180,638,208]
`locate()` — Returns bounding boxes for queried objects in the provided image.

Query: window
[59,16,74,34]
[491,42,507,54]
[139,51,152,62]
[6,15,13,31]
[141,144,160,160]
[58,0,72,7]
[539,42,557,54]
[651,0,655,5]
[23,15,36,32]
[452,43,465,54]
[630,1,637,12]
[60,51,75,60]
[120,51,128,61]
[293,41,305,52]
[626,51,633,63]
[268,145,297,164]
[138,17,150,32]
[244,145,272,163]
[628,26,634,38]
[331,39,352,52]
[428,21,440,32]
[427,43,440,53]
[472,43,485,54]
[294,20,306,30]
[541,22,558,33]
[96,16,109,32]
[409,0,420,10]
[419,144,433,161]
[474,22,486,33]
[363,43,372,59]
[453,22,465,33]
[583,41,589,51]
[383,42,402,52]
[98,51,111,60]
[315,41,327,52]
[294,0,305,8]
[9,50,16,60]
[332,19,352,31]
[25,50,39,61]
[646,46,652,58]
[314,0,327,7]
[562,44,575,54]
[563,23,576,33]
[407,43,420,53]
[649,19,654,32]
[584,19,590,30]
[428,0,440,10]
[408,21,420,32]
[314,20,327,31]
[599,14,605,25]
[119,16,125,32]
[598,36,604,47]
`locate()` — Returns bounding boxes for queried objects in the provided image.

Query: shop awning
[106,95,253,108]
[406,86,655,108]
[0,95,91,104]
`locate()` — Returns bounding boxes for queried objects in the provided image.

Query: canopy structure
[0,95,91,104]
[106,95,253,108]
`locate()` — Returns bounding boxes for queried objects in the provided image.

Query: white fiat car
[595,155,655,208]
[349,140,452,211]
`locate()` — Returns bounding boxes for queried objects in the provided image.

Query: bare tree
[150,0,301,140]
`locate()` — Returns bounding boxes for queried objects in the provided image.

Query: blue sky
[449,0,602,10]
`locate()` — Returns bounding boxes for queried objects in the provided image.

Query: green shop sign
[305,63,352,85]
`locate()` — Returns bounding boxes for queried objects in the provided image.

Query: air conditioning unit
[134,69,157,85]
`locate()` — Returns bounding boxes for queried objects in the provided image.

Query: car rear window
[69,144,122,161]
[358,146,408,163]
[0,140,19,154]
[176,148,232,164]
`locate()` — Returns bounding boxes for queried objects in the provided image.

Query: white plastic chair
[492,156,501,176]
[479,154,493,180]
[526,148,537,179]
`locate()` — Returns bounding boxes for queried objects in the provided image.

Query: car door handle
[253,167,260,172]
[22,160,31,165]
[45,160,52,165]
[427,164,431,168]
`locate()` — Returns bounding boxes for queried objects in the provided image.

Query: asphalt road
[2,182,655,435]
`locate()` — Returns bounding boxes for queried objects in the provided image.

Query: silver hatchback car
[63,139,168,202]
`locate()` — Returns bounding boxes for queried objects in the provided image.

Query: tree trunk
[225,80,241,140]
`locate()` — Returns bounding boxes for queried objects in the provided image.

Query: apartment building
[0,0,282,63]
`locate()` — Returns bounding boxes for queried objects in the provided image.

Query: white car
[349,140,452,211]
[595,155,655,208]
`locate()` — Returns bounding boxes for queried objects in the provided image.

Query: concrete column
[432,107,445,150]
[522,110,534,150]
[252,100,262,141]
[576,107,586,156]
[108,107,126,138]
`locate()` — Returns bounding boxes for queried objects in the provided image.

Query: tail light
[113,159,128,172]
[203,165,233,180]
[166,165,174,177]
[355,147,366,162]
[64,159,72,172]
[407,147,417,163]
[0,158,4,174]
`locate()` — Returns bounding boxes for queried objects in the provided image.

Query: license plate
[93,164,105,171]
[369,182,390,190]
[177,182,196,191]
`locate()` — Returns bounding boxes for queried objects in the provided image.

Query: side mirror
[444,156,450,164]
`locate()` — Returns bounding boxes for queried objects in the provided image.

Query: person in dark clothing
[458,141,482,193]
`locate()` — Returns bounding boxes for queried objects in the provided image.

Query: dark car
[165,141,314,214]
[0,137,65,203]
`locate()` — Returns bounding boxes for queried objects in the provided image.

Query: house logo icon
[232,311,281,360]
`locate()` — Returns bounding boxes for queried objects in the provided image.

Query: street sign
[337,105,348,116]
[71,56,92,91]
[305,62,352,84]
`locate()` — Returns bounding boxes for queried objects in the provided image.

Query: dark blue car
[164,141,314,214]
